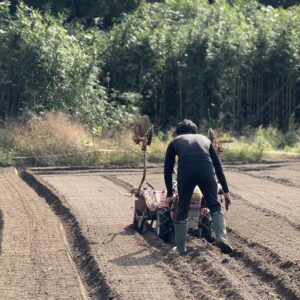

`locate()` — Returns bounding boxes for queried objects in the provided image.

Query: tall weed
[0,113,299,167]
[0,112,90,166]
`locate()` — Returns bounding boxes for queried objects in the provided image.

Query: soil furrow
[190,238,282,300]
[137,225,282,300]
[231,192,300,232]
[0,209,3,254]
[101,174,135,191]
[139,229,246,300]
[228,229,300,299]
[226,162,300,188]
[225,171,300,226]
[228,228,300,272]
[103,174,282,299]
[110,169,300,299]
[181,246,254,300]
[231,171,299,188]
[133,231,214,300]
[226,164,287,172]
[0,168,87,300]
[21,170,117,300]
[40,173,178,299]
[33,163,299,300]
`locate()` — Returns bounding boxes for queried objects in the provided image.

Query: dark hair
[175,119,197,135]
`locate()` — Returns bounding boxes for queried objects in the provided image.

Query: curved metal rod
[136,149,147,196]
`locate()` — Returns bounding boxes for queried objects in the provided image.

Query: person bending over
[164,119,233,254]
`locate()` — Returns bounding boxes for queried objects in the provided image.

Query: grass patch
[220,122,300,162]
[0,113,298,167]
[221,142,264,163]
[147,133,173,163]
[0,112,143,167]
[0,147,14,167]
[0,112,89,166]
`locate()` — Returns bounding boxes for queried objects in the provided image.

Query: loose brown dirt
[1,161,300,299]
[0,168,88,300]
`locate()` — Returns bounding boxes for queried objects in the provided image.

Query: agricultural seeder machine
[131,116,225,243]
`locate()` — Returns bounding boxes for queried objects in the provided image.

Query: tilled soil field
[0,168,89,300]
[0,161,299,299]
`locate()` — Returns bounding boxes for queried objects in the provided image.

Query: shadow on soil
[0,209,3,254]
[109,248,159,267]
[108,225,160,267]
[103,226,136,245]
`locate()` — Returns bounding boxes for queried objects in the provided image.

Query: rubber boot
[173,221,188,255]
[211,211,233,254]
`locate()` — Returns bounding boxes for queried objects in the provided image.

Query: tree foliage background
[1,0,300,131]
[0,1,136,129]
[9,0,163,27]
[105,0,300,130]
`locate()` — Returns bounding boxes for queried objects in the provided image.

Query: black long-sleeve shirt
[164,134,229,196]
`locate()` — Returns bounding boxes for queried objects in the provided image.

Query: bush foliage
[105,0,300,130]
[1,0,300,133]
[0,1,138,129]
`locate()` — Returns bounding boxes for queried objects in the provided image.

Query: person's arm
[209,143,229,193]
[164,142,176,197]
[209,143,232,209]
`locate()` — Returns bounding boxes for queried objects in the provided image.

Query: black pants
[176,161,221,222]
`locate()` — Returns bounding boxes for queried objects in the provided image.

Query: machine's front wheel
[133,211,149,234]
[199,215,214,243]
[157,208,173,243]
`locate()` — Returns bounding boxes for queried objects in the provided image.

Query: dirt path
[1,162,299,299]
[0,168,88,300]
[37,161,300,300]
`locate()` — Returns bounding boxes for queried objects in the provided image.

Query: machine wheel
[198,215,214,243]
[133,211,149,234]
[157,208,173,243]
[133,212,139,229]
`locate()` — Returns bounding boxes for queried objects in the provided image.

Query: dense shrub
[2,0,300,132]
[0,1,137,129]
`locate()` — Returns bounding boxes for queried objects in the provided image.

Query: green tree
[105,0,300,129]
[0,2,110,127]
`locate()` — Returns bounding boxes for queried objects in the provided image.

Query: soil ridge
[0,209,3,254]
[21,170,118,300]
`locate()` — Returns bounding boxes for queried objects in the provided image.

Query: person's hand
[166,195,175,203]
[223,192,232,211]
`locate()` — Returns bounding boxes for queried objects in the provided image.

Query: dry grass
[0,112,91,166]
[0,112,143,166]
[1,113,298,167]
[12,112,87,153]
